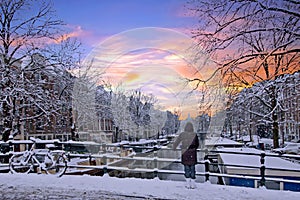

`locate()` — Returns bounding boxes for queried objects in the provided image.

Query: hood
[184,122,194,132]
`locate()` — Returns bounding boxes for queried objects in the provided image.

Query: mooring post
[260,152,266,187]
[204,148,210,182]
[153,147,158,178]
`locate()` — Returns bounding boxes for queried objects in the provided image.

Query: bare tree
[187,0,300,148]
[0,0,81,141]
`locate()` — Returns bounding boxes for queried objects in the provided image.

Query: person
[173,122,199,189]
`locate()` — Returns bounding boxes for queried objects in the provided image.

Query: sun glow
[77,27,226,120]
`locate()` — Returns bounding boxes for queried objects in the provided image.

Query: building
[228,71,300,143]
[73,85,114,143]
[279,72,300,141]
[0,54,74,141]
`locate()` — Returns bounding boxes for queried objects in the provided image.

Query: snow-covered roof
[8,140,33,144]
[239,135,260,142]
[218,148,300,173]
[206,137,244,147]
[30,138,60,144]
[62,140,100,145]
[129,139,157,146]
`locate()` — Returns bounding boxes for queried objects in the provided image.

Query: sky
[52,0,196,51]
[50,0,224,120]
[0,173,298,199]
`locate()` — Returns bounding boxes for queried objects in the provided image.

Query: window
[36,120,43,131]
[34,73,41,81]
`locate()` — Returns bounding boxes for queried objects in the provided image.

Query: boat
[217,147,300,191]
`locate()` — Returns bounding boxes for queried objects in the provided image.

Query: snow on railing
[1,139,300,191]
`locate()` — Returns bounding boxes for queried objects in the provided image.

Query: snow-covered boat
[217,147,300,191]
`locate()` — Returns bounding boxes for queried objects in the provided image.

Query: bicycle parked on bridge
[9,138,68,177]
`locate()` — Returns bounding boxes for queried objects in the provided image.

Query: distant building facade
[0,54,74,141]
[74,85,114,143]
[1,56,201,143]
[279,72,300,141]
[228,71,300,142]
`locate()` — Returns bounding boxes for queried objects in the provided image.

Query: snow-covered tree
[110,87,171,141]
[162,111,180,136]
[0,0,81,141]
[149,107,167,139]
[110,87,135,142]
[96,85,113,120]
[127,90,157,140]
[229,71,300,144]
[187,0,300,148]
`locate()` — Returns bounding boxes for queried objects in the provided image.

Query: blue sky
[51,0,196,51]
[50,0,213,119]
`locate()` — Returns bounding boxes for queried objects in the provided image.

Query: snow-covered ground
[0,174,299,200]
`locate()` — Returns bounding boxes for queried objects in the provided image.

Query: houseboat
[217,147,300,191]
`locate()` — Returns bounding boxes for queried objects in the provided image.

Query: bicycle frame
[9,139,67,177]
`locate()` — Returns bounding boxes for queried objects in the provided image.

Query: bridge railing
[1,140,300,191]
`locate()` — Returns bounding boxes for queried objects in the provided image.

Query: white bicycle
[9,140,67,177]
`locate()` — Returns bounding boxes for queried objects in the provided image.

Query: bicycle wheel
[9,153,32,174]
[44,152,67,177]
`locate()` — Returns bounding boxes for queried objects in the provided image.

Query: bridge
[1,139,300,192]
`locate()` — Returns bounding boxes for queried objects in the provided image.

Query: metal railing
[1,140,300,191]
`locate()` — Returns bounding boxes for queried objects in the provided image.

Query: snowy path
[1,185,155,200]
[0,174,299,200]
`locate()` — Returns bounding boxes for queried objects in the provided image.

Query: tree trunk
[272,113,279,148]
[270,85,279,148]
[2,98,12,142]
[114,126,119,143]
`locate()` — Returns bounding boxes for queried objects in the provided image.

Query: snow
[62,140,100,145]
[0,173,299,199]
[218,147,300,169]
[218,148,300,178]
[206,137,244,147]
[129,139,157,146]
[273,143,300,154]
